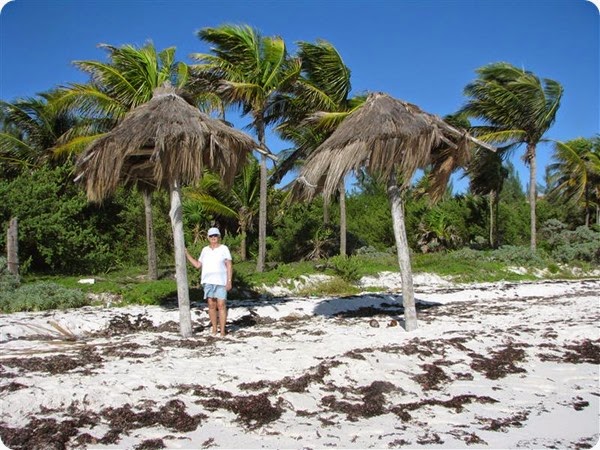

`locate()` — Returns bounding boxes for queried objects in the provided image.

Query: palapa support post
[170,180,193,338]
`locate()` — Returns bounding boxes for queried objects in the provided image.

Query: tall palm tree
[273,39,365,256]
[191,24,300,272]
[58,42,192,279]
[460,62,563,251]
[547,137,600,226]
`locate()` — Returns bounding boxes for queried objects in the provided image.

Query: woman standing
[186,227,233,336]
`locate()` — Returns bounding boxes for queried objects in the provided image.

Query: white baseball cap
[207,227,221,237]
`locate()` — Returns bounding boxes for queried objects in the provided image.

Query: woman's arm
[225,259,233,291]
[185,248,201,269]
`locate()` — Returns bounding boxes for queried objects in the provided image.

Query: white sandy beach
[0,275,599,449]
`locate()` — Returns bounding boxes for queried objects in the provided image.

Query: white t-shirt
[199,244,232,286]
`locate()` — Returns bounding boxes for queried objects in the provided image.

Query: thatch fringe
[294,92,493,202]
[76,87,259,202]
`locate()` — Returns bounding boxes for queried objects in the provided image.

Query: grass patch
[296,277,360,297]
[121,279,177,305]
[411,252,536,283]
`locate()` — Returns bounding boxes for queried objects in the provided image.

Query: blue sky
[1,0,598,192]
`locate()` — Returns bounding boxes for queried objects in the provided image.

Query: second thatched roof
[76,86,261,202]
[294,92,494,201]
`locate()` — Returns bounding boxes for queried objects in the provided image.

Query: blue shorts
[203,284,227,300]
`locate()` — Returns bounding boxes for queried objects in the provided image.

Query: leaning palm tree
[191,24,297,272]
[460,62,563,251]
[58,42,193,280]
[273,39,365,257]
[76,85,258,337]
[293,92,494,331]
[547,137,600,227]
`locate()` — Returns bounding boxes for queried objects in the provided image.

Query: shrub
[551,227,600,264]
[0,281,88,313]
[488,245,548,267]
[0,256,20,292]
[328,255,362,282]
[541,220,600,264]
[448,247,483,262]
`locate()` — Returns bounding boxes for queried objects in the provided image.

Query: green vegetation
[2,238,597,314]
[0,258,88,312]
[1,26,599,315]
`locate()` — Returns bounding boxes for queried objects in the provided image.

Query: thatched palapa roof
[76,86,262,202]
[295,92,494,201]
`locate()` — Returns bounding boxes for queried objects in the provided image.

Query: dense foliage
[0,164,173,274]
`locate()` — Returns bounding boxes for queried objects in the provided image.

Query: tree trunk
[528,143,537,252]
[143,191,158,280]
[323,198,330,225]
[169,179,193,338]
[256,153,267,272]
[339,181,347,257]
[387,174,417,331]
[7,217,18,277]
[597,204,599,227]
[240,229,247,261]
[489,191,495,248]
[584,188,590,227]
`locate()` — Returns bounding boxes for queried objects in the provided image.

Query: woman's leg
[207,298,218,334]
[217,299,227,336]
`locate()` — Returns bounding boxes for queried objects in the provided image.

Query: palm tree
[229,157,261,260]
[58,42,192,280]
[184,157,260,260]
[183,171,239,245]
[273,39,365,256]
[0,91,83,175]
[191,24,299,272]
[467,147,508,247]
[293,93,493,331]
[547,137,600,226]
[460,62,563,251]
[76,86,257,337]
[445,112,507,247]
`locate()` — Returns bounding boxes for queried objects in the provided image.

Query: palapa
[76,85,264,202]
[75,85,260,337]
[294,92,495,331]
[295,92,494,202]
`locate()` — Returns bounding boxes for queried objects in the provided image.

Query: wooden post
[7,217,19,276]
